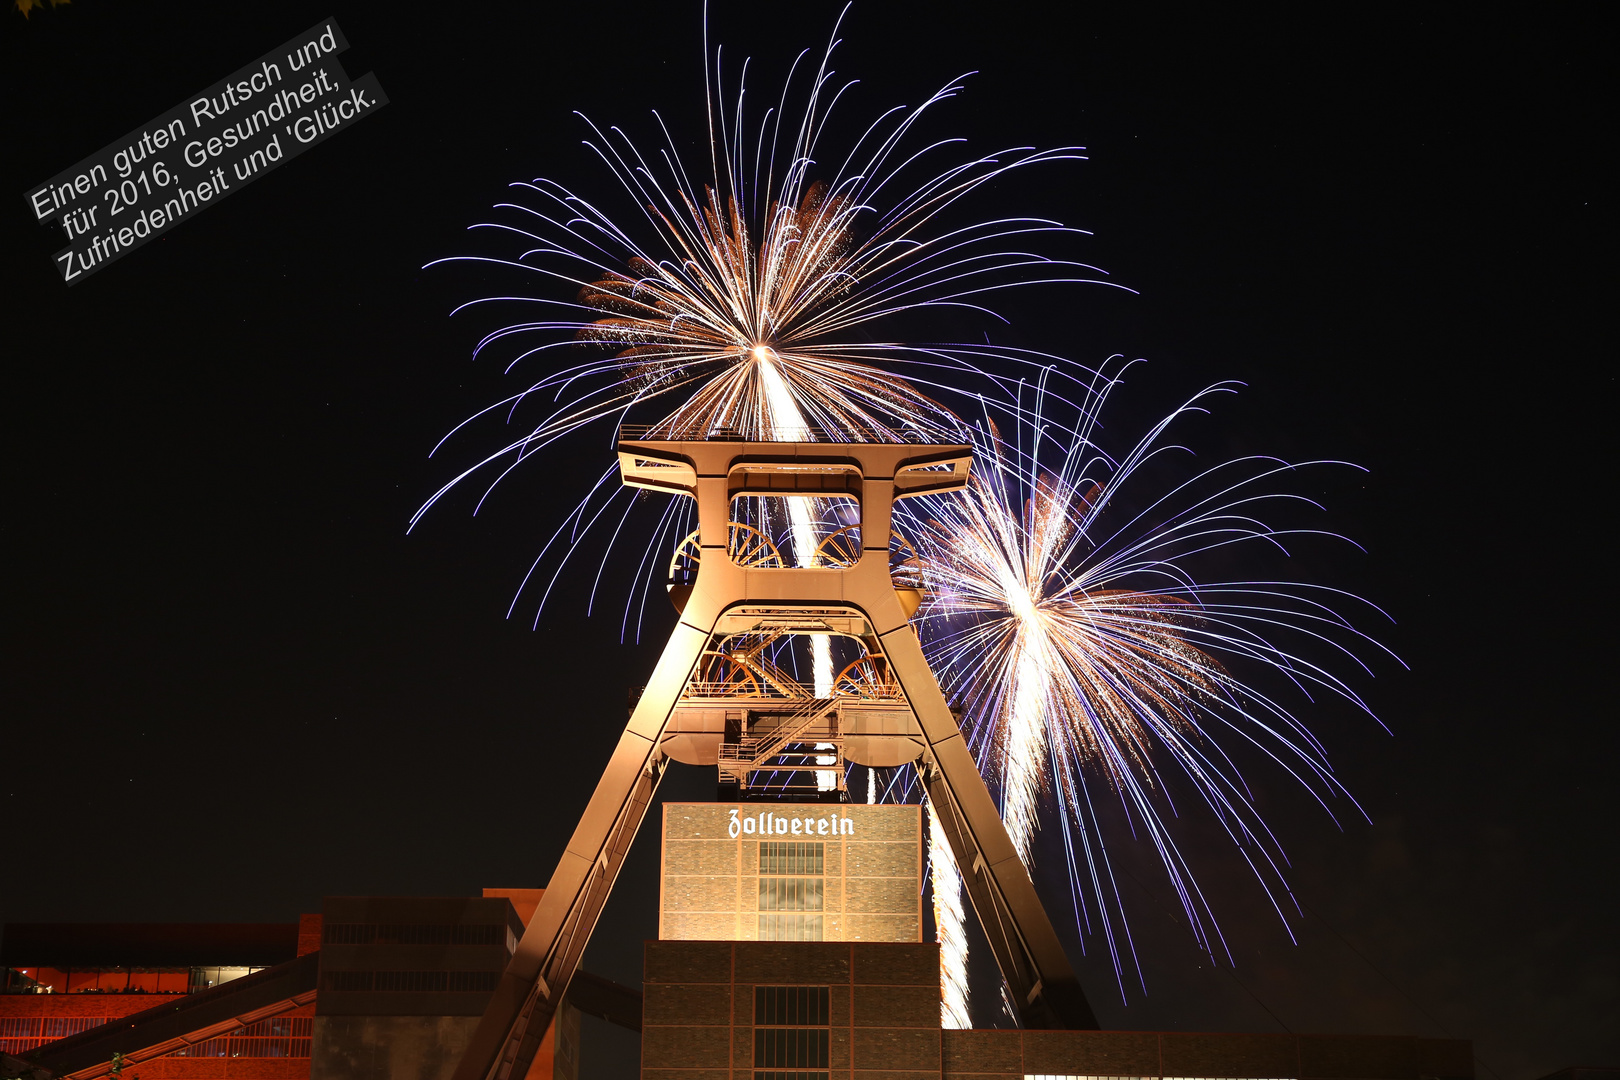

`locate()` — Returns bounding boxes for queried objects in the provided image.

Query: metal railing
[0,1016,108,1056]
[173,1016,313,1058]
[722,698,842,773]
[0,1016,315,1059]
[682,680,905,702]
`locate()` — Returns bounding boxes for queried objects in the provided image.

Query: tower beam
[454,435,1096,1080]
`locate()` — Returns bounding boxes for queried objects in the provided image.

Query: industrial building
[0,890,597,1080]
[640,939,1473,1080]
[641,803,1472,1080]
[2,806,1473,1080]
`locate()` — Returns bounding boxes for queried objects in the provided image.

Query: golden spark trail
[927,796,972,1029]
[1003,633,1049,863]
[755,346,836,700]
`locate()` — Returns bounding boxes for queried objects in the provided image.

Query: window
[759,877,824,911]
[759,842,824,940]
[754,986,829,1080]
[190,965,262,991]
[2,965,243,996]
[760,842,824,875]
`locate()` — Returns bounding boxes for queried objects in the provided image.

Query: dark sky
[2,4,1611,1080]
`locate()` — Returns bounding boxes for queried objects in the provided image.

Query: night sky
[2,4,1612,1079]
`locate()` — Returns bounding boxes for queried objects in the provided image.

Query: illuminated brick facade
[642,940,943,1080]
[639,938,1475,1080]
[659,803,922,943]
[641,803,1474,1080]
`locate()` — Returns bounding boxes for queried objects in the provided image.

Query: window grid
[758,841,825,942]
[755,985,830,1080]
[754,985,830,1026]
[759,841,824,875]
[758,877,824,912]
[2,965,261,995]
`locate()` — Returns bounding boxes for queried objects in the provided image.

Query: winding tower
[453,428,1098,1080]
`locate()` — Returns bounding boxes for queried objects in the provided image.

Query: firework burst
[419,8,1394,1021]
[413,9,1127,582]
[901,362,1397,998]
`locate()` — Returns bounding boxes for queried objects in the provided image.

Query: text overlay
[24,19,388,285]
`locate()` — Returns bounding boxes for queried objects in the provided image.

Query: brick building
[639,938,1474,1080]
[4,803,1479,1080]
[659,803,922,943]
[644,803,1474,1080]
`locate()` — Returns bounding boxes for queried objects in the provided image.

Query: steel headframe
[453,433,1098,1080]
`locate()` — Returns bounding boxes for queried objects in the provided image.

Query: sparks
[927,795,972,1029]
[903,362,1399,999]
[417,8,1396,1018]
[413,6,1126,590]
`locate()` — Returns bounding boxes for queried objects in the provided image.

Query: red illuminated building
[0,890,612,1080]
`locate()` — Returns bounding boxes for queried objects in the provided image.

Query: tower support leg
[881,621,1100,1030]
[452,615,719,1080]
